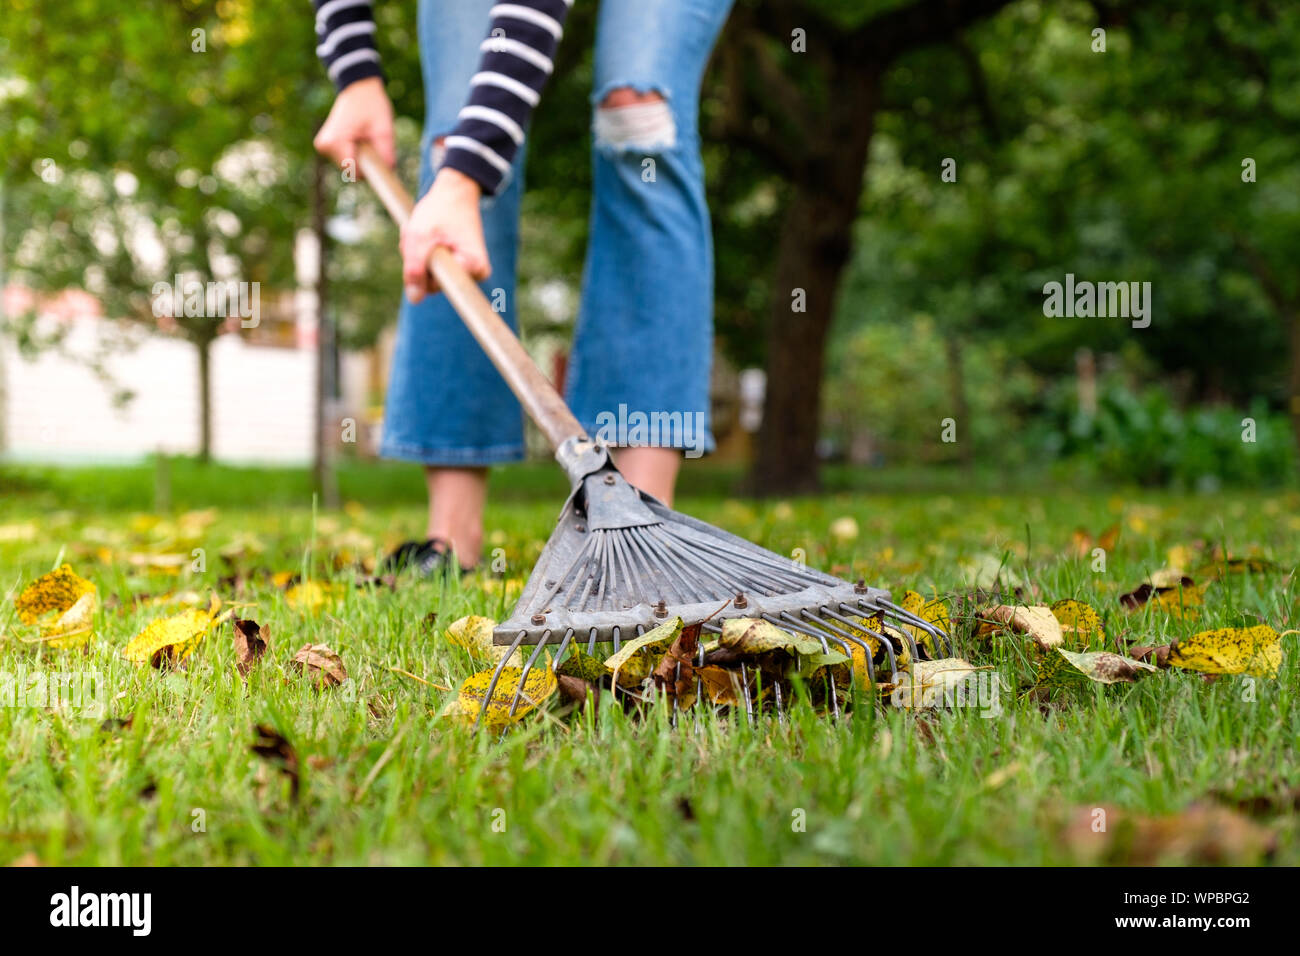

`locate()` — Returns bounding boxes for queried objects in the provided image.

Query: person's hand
[400,166,490,304]
[313,76,396,174]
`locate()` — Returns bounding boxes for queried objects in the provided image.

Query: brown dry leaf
[289,643,347,688]
[1055,648,1158,684]
[1120,578,1202,619]
[232,617,268,676]
[1127,644,1172,668]
[651,622,701,706]
[251,724,300,802]
[1070,523,1119,557]
[1062,803,1275,865]
[556,673,600,710]
[982,604,1063,648]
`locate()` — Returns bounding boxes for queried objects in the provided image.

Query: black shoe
[380,538,475,578]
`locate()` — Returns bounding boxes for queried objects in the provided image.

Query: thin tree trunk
[313,155,340,508]
[197,337,212,463]
[750,66,880,496]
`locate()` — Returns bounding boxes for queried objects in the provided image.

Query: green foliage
[1046,379,1295,488]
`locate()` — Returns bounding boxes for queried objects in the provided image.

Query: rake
[357,146,950,726]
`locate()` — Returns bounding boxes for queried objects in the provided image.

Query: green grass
[1,460,1297,865]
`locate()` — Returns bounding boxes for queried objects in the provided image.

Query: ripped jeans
[379,0,733,466]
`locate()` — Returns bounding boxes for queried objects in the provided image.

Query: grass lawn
[1,459,1297,865]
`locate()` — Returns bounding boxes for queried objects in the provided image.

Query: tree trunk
[750,66,880,496]
[313,155,340,509]
[196,336,213,463]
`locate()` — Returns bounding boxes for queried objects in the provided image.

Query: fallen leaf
[14,564,97,648]
[232,617,268,676]
[444,614,522,665]
[1167,625,1283,678]
[1120,578,1202,619]
[695,665,744,705]
[284,580,344,611]
[1055,648,1157,684]
[982,604,1063,648]
[720,617,823,656]
[251,724,300,801]
[122,608,215,667]
[1127,644,1172,668]
[898,590,950,657]
[891,658,980,709]
[289,643,348,688]
[445,665,558,729]
[605,617,682,687]
[652,622,701,705]
[1049,599,1106,645]
[1062,803,1275,865]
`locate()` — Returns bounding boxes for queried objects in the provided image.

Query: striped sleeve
[440,1,573,195]
[313,0,384,91]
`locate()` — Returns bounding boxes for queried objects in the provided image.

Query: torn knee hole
[594,89,676,151]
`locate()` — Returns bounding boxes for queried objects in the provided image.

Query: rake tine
[641,527,731,602]
[508,630,551,717]
[553,627,575,666]
[611,625,622,653]
[586,626,599,655]
[837,604,919,670]
[800,610,876,686]
[739,663,753,719]
[774,682,785,724]
[475,630,528,732]
[874,599,953,656]
[766,612,838,718]
[820,607,897,676]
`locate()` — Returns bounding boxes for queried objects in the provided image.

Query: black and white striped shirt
[313,0,573,195]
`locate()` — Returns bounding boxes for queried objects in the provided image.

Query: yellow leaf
[1049,599,1106,645]
[444,614,522,665]
[891,658,980,709]
[15,564,96,626]
[720,617,822,656]
[122,608,213,666]
[445,665,558,729]
[43,591,97,649]
[982,604,1064,648]
[899,590,949,657]
[284,580,343,611]
[605,617,682,687]
[1168,626,1282,678]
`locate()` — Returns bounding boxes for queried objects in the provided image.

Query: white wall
[1,315,356,464]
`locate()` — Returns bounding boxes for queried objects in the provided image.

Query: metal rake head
[474,439,951,728]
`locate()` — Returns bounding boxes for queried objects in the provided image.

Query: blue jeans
[380,0,732,465]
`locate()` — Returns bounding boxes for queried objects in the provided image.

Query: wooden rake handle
[356,143,586,450]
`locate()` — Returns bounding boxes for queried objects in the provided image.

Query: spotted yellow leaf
[720,617,823,657]
[444,614,524,666]
[444,665,558,729]
[1168,626,1283,678]
[899,590,950,657]
[15,564,95,626]
[1050,599,1106,646]
[891,658,980,709]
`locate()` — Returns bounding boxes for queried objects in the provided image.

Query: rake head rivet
[603,473,616,485]
[854,579,867,594]
[531,613,546,626]
[575,524,585,533]
[734,592,748,609]
[654,600,668,618]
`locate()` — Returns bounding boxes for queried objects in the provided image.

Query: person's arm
[400,2,574,302]
[311,0,395,169]
[439,0,574,195]
[313,0,384,90]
